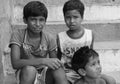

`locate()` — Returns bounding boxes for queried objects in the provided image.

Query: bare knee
[20,66,37,84]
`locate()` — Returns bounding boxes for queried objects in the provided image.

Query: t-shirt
[9,28,57,59]
[58,28,92,83]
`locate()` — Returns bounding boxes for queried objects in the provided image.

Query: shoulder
[84,28,92,33]
[57,31,67,40]
[42,31,55,40]
[42,31,56,45]
[58,31,66,36]
[10,29,26,46]
[101,74,116,84]
[12,28,26,37]
[74,79,84,84]
[97,78,106,84]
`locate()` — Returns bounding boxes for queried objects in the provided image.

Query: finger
[55,59,63,67]
[56,59,64,67]
[48,64,56,70]
[53,62,60,69]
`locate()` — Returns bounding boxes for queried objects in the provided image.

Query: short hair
[23,1,48,20]
[71,46,99,72]
[63,0,85,18]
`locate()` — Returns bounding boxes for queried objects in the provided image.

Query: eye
[98,60,100,64]
[92,63,96,66]
[30,18,36,21]
[73,16,78,19]
[65,16,70,19]
[39,18,45,21]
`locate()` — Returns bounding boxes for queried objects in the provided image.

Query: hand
[44,58,63,70]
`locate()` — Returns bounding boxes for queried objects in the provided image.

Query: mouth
[70,25,75,27]
[33,29,42,32]
[97,71,101,76]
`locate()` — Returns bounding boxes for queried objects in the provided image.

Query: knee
[20,66,37,79]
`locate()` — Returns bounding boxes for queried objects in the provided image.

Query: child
[57,0,116,84]
[57,0,93,83]
[9,1,68,84]
[71,46,106,84]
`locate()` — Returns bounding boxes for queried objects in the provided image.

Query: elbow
[11,61,20,70]
[11,63,18,70]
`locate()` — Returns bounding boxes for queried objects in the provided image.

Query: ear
[23,18,27,24]
[78,68,86,76]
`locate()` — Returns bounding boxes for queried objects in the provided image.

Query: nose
[70,18,75,23]
[96,64,101,71]
[35,20,40,26]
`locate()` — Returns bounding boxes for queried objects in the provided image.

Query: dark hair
[23,1,48,20]
[63,0,85,18]
[71,46,99,72]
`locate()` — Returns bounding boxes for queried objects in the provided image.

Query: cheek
[65,19,70,23]
[86,67,96,74]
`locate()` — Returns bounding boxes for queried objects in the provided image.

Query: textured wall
[0,0,12,84]
[12,1,120,24]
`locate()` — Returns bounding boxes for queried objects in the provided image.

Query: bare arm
[56,34,62,60]
[11,44,46,69]
[11,44,62,70]
[48,41,68,84]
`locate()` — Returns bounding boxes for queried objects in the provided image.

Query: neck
[83,76,97,84]
[27,29,41,39]
[67,27,84,39]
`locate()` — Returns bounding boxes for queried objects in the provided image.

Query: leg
[45,69,55,84]
[19,66,37,84]
[53,68,69,84]
[46,68,69,84]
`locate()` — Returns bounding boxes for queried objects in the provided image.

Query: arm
[56,34,62,60]
[48,36,68,84]
[101,74,116,84]
[11,44,46,69]
[11,44,62,70]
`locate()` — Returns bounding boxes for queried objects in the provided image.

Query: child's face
[25,16,46,34]
[64,10,83,31]
[84,56,102,78]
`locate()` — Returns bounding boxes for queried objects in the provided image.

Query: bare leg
[45,69,55,84]
[19,66,37,84]
[46,68,69,84]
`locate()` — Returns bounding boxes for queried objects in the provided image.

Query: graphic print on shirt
[61,41,88,69]
[59,29,92,69]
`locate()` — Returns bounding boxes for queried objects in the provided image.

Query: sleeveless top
[58,29,92,83]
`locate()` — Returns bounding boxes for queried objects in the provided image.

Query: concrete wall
[0,0,12,84]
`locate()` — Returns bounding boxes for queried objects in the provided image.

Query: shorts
[16,67,48,84]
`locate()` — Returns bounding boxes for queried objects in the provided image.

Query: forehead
[88,56,99,64]
[28,16,45,19]
[65,10,80,16]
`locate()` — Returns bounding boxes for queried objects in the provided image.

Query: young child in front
[9,1,68,84]
[57,0,116,84]
[71,46,107,84]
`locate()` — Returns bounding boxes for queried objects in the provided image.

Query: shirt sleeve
[9,29,24,47]
[48,34,57,52]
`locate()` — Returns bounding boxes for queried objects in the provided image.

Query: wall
[0,0,12,84]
